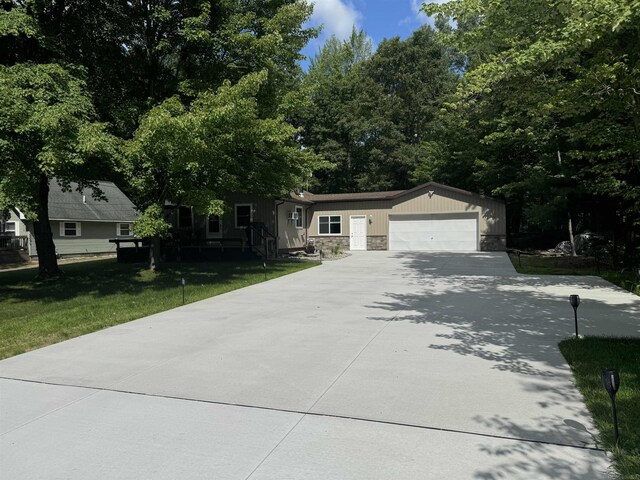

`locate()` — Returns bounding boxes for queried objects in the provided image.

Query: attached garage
[304,182,506,253]
[388,213,478,251]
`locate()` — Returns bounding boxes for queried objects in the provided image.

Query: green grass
[560,337,640,479]
[509,253,640,296]
[0,258,318,360]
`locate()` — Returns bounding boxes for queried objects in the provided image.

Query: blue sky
[300,0,444,67]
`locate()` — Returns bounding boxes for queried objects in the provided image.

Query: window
[0,222,16,235]
[318,215,341,235]
[178,206,192,228]
[295,206,304,229]
[60,222,81,237]
[207,215,222,238]
[117,223,132,237]
[235,204,252,228]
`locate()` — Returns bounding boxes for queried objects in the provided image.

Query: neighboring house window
[1,222,16,236]
[60,222,81,237]
[117,223,132,237]
[235,204,252,228]
[178,206,192,228]
[295,206,304,229]
[207,215,222,238]
[318,215,341,235]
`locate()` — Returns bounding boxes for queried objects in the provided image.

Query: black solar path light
[569,294,580,339]
[601,368,621,445]
[263,259,267,280]
[181,277,186,305]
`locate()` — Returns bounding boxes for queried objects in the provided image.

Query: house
[160,192,309,261]
[304,182,506,252]
[2,179,138,260]
[173,181,506,257]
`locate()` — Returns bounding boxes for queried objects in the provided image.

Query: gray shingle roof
[48,179,139,222]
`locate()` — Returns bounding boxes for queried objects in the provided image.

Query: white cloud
[411,0,429,24]
[308,0,362,40]
[411,0,450,26]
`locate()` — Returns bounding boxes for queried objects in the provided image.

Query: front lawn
[0,258,318,360]
[509,253,640,296]
[560,338,640,479]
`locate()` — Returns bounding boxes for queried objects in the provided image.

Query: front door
[350,215,367,251]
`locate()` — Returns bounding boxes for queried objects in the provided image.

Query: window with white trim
[60,222,81,237]
[207,215,222,238]
[318,215,341,235]
[235,204,252,228]
[0,221,16,235]
[295,206,304,229]
[117,223,132,237]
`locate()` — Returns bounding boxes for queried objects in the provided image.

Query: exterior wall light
[601,368,621,444]
[569,294,580,338]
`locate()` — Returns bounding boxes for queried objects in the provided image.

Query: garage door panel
[389,214,478,251]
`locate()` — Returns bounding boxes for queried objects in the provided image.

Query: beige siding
[307,186,506,251]
[390,188,505,236]
[308,201,390,237]
[277,200,307,250]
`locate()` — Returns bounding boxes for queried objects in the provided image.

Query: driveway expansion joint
[0,376,605,453]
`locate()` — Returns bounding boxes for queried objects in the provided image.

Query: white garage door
[389,214,478,251]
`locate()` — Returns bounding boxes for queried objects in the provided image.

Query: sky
[300,0,446,68]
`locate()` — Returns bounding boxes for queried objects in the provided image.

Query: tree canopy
[423,0,640,256]
[0,0,321,273]
[301,26,458,193]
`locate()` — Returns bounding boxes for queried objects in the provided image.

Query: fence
[0,236,28,251]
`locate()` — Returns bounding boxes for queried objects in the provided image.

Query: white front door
[350,215,367,251]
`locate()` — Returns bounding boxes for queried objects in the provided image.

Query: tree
[424,0,640,257]
[351,27,458,190]
[301,28,373,192]
[0,62,115,278]
[1,1,321,274]
[123,71,322,270]
[0,2,124,277]
[301,26,458,192]
[114,1,320,270]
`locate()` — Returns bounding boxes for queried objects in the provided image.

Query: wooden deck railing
[0,235,28,251]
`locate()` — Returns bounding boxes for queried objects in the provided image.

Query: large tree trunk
[33,175,62,279]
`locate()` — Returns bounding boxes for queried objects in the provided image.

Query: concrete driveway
[1,252,638,479]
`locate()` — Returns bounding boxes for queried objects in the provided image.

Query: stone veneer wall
[480,235,507,251]
[367,235,387,251]
[309,234,506,251]
[310,235,388,251]
[310,236,350,252]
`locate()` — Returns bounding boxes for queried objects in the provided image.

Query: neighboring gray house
[5,179,138,258]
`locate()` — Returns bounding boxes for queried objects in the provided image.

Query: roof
[48,179,139,222]
[284,191,315,205]
[305,190,405,203]
[298,182,502,204]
